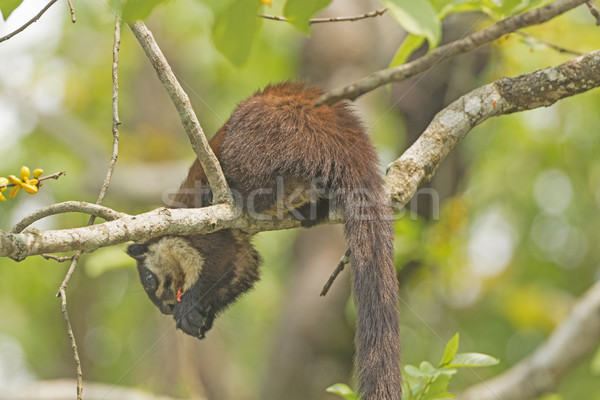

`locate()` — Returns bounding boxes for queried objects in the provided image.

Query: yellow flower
[260,0,272,6]
[6,166,41,199]
[0,177,8,201]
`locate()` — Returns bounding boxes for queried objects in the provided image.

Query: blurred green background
[1,0,599,399]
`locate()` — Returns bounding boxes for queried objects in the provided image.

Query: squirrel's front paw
[173,294,215,339]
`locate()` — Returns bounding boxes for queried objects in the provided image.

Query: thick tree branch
[128,21,234,206]
[1,50,598,261]
[316,0,591,106]
[458,280,600,400]
[384,49,600,206]
[0,205,236,260]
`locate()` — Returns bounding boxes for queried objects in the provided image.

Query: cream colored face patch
[144,237,205,299]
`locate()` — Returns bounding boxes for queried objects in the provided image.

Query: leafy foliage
[211,0,264,66]
[387,0,559,66]
[327,333,499,400]
[283,0,332,35]
[120,0,170,22]
[382,0,441,52]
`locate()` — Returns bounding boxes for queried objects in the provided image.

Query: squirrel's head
[127,237,204,315]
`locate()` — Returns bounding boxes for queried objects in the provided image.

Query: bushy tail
[343,188,402,400]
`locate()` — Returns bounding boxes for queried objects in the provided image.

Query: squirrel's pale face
[127,237,204,315]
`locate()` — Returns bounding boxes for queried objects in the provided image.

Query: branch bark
[1,50,599,261]
[316,0,591,106]
[259,8,387,24]
[10,201,127,234]
[384,49,600,207]
[458,280,600,400]
[128,21,234,206]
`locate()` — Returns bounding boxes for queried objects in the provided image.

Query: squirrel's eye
[145,273,157,289]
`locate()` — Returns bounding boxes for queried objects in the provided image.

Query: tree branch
[10,201,127,234]
[315,0,591,106]
[458,280,600,400]
[0,0,59,44]
[384,49,600,207]
[128,21,234,206]
[58,288,82,400]
[53,19,123,400]
[67,0,76,23]
[259,8,387,24]
[514,30,582,56]
[1,50,598,261]
[585,0,600,24]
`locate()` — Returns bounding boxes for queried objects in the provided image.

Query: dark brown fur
[128,82,401,400]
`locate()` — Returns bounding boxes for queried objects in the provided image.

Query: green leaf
[436,1,490,20]
[121,0,169,22]
[326,383,359,400]
[0,0,22,21]
[212,0,263,66]
[419,361,436,375]
[283,0,332,35]
[439,333,460,367]
[405,364,426,378]
[389,33,425,67]
[447,352,500,368]
[381,0,441,49]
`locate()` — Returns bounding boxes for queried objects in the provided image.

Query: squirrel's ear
[127,243,149,260]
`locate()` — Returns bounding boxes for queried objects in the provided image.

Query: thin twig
[67,0,76,23]
[128,21,234,206]
[0,0,59,44]
[55,18,123,400]
[58,288,83,400]
[320,248,351,296]
[106,16,121,205]
[56,16,122,291]
[585,0,600,24]
[41,254,76,262]
[260,8,387,24]
[316,0,591,105]
[515,30,582,55]
[0,170,65,191]
[38,170,67,183]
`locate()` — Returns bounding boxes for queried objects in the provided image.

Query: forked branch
[1,50,599,260]
[316,0,593,106]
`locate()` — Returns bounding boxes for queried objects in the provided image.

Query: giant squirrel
[127,82,402,400]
